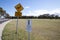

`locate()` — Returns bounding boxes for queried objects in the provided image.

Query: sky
[0,0,60,16]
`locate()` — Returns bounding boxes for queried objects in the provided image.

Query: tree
[55,15,59,19]
[0,7,10,18]
[0,7,2,17]
[38,14,50,18]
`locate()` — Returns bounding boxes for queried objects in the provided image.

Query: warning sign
[15,3,24,12]
[15,11,22,17]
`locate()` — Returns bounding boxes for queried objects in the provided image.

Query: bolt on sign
[15,3,24,17]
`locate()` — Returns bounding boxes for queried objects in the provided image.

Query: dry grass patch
[2,19,60,40]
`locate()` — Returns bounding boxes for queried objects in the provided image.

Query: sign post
[26,19,32,40]
[28,31,30,40]
[15,3,24,34]
[16,17,18,34]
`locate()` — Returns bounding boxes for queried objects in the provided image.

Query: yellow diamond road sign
[15,11,22,17]
[15,3,24,11]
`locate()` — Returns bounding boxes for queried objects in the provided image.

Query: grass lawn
[2,19,60,40]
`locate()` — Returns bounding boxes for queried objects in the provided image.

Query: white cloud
[25,6,30,9]
[24,8,60,16]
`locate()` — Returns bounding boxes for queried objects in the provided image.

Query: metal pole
[28,32,30,40]
[16,17,18,34]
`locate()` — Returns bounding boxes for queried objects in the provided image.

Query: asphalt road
[0,18,9,24]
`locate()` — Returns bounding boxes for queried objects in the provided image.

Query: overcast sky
[0,0,60,16]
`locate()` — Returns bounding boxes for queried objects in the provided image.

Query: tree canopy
[0,7,10,18]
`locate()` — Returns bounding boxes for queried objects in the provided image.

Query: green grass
[2,19,60,40]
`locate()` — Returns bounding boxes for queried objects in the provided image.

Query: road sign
[15,11,22,17]
[26,20,32,32]
[15,3,24,12]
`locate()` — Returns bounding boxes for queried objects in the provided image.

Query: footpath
[0,20,12,40]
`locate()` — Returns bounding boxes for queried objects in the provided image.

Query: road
[0,18,9,24]
[0,19,12,40]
